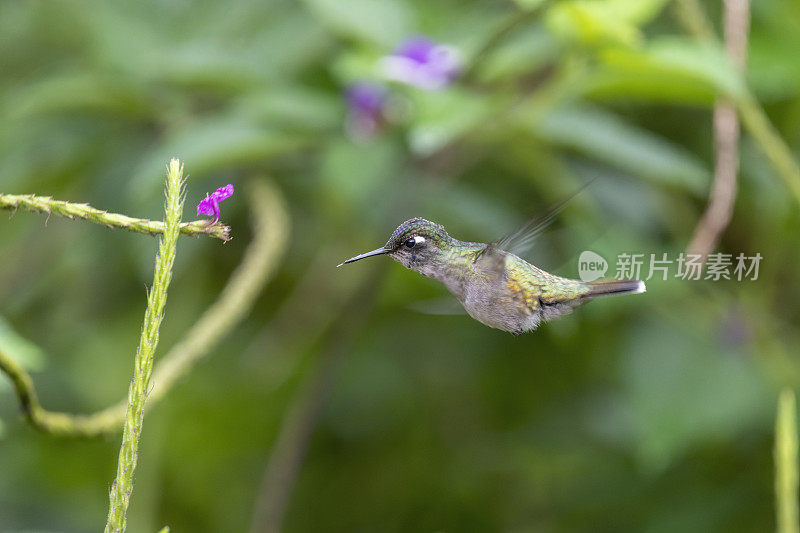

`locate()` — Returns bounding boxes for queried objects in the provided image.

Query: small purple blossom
[197,184,233,222]
[347,83,386,117]
[345,82,388,140]
[380,36,462,90]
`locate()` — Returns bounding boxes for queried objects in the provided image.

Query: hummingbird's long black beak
[337,247,391,267]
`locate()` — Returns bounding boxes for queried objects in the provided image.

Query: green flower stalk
[776,389,800,533]
[0,192,230,242]
[105,158,185,533]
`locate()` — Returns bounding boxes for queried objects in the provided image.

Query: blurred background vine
[1,0,800,531]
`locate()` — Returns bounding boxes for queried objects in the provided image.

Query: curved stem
[0,180,289,437]
[0,347,119,435]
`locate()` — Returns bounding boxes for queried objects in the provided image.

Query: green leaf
[331,48,386,84]
[319,136,402,212]
[514,0,547,10]
[530,105,710,193]
[589,38,747,103]
[621,318,770,471]
[545,0,670,46]
[129,118,306,199]
[748,34,800,101]
[546,2,641,47]
[5,73,154,119]
[232,87,341,131]
[303,0,414,48]
[0,316,45,372]
[408,89,493,156]
[604,0,670,25]
[0,316,44,398]
[475,26,559,83]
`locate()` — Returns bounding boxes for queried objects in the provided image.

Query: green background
[1,0,798,531]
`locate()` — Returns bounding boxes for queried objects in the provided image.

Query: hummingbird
[338,209,645,335]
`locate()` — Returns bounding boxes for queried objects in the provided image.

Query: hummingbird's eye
[403,235,426,249]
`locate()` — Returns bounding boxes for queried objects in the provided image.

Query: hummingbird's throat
[392,251,464,295]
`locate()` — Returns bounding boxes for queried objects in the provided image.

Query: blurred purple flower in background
[345,82,388,140]
[197,184,233,222]
[380,36,462,90]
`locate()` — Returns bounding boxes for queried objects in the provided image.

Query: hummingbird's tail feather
[583,279,646,299]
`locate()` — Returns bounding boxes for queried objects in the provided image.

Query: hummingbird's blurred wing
[488,179,596,256]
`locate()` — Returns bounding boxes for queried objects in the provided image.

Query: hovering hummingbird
[338,203,645,334]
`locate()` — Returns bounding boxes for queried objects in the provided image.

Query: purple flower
[197,184,233,222]
[346,83,386,117]
[380,36,462,90]
[344,82,388,140]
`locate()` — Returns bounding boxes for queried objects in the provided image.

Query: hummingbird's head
[337,218,454,272]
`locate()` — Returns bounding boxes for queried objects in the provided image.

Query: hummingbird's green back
[503,253,590,310]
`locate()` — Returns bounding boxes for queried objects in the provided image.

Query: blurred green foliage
[1,0,799,531]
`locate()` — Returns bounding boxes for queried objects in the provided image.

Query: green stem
[104,159,184,533]
[672,0,715,42]
[0,347,117,435]
[0,180,288,437]
[672,0,800,205]
[776,389,800,533]
[736,94,800,204]
[0,192,230,242]
[462,6,540,81]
